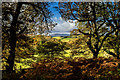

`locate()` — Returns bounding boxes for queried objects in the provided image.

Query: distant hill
[50,33,70,37]
[42,31,70,37]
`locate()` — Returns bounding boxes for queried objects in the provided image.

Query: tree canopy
[57,2,120,58]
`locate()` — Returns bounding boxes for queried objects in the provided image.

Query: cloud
[59,17,63,21]
[51,16,78,32]
[53,19,77,32]
[54,17,57,20]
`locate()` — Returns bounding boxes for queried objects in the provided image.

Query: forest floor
[2,57,120,80]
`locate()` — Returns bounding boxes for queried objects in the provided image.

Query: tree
[57,2,120,58]
[2,2,56,72]
[101,2,120,59]
[103,32,120,59]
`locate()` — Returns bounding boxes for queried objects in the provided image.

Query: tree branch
[103,49,117,57]
[23,2,49,30]
[78,29,90,35]
[71,13,94,22]
[18,26,27,35]
[87,35,96,54]
[97,20,106,30]
[99,27,117,51]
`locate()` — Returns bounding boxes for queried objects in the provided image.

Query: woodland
[2,2,120,80]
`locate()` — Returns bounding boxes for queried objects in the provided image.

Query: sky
[49,2,77,33]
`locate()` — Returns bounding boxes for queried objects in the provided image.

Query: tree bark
[6,3,22,72]
[6,27,16,72]
[116,30,120,59]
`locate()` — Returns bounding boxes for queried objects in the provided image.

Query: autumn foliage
[18,57,120,80]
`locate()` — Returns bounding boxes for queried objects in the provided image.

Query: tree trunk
[6,3,22,72]
[93,52,98,59]
[117,55,119,59]
[6,27,16,72]
[116,47,120,59]
[116,31,120,59]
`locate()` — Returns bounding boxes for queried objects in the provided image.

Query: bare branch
[78,29,90,35]
[99,27,117,51]
[71,13,94,22]
[97,20,106,30]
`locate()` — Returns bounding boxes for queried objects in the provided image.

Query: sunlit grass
[14,49,114,70]
[61,38,71,42]
[61,38,76,42]
[53,36,77,42]
[53,36,62,39]
[14,62,31,70]
[3,36,115,70]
